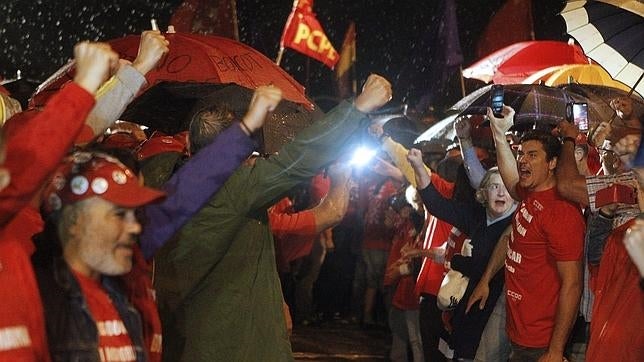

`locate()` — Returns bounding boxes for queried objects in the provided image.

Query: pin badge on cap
[91,177,109,194]
[70,176,89,195]
[112,170,127,185]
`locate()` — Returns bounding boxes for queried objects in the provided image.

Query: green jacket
[154,101,369,361]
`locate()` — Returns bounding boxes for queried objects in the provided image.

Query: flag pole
[276,0,300,65]
[459,65,466,97]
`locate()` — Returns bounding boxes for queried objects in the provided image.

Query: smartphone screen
[572,102,588,132]
[490,85,504,117]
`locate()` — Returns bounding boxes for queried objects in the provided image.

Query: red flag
[335,22,356,98]
[280,0,339,69]
[476,0,534,59]
[170,0,239,40]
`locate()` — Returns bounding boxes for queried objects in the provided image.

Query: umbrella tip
[16,70,21,79]
[567,38,574,46]
[151,19,159,31]
[167,25,176,34]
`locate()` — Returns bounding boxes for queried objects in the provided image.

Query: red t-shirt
[586,219,644,361]
[0,207,49,361]
[73,271,137,362]
[505,186,584,348]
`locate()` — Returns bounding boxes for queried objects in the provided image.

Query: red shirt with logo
[73,271,137,362]
[505,186,584,348]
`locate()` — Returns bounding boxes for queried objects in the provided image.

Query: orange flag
[280,0,339,69]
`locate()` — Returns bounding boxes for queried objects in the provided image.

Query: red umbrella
[32,32,313,110]
[462,40,591,84]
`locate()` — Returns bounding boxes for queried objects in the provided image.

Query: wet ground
[291,320,390,361]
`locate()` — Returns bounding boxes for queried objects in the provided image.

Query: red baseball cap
[136,131,188,161]
[45,152,165,212]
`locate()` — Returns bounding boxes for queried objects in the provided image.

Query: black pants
[419,294,447,362]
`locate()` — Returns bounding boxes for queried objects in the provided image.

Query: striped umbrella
[561,0,644,96]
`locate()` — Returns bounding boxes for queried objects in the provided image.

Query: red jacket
[0,207,49,361]
[0,83,95,226]
[587,219,644,361]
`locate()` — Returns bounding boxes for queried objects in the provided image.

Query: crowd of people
[0,29,642,362]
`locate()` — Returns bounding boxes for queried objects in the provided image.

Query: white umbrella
[560,0,644,96]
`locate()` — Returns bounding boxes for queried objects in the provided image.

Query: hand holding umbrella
[131,30,170,76]
[241,85,283,135]
[73,42,119,95]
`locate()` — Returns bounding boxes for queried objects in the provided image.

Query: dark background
[0,0,569,112]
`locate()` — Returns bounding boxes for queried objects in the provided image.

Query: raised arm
[488,106,521,201]
[309,163,352,233]
[0,42,117,225]
[406,148,431,189]
[243,75,392,211]
[84,30,169,137]
[269,165,351,237]
[368,123,430,187]
[455,116,486,188]
[556,120,589,206]
[139,86,276,259]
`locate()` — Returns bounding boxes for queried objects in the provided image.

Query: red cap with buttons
[45,152,165,212]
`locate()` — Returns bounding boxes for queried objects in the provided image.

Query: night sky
[0,0,569,111]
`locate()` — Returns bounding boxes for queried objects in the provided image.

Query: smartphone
[595,183,638,208]
[573,102,589,132]
[490,85,504,117]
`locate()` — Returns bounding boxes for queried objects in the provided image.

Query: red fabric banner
[280,0,339,69]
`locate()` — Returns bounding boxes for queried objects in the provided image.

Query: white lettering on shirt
[507,289,523,301]
[96,320,128,337]
[0,326,31,351]
[506,246,522,264]
[98,345,136,362]
[520,206,534,223]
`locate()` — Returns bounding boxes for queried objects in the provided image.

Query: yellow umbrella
[523,64,633,93]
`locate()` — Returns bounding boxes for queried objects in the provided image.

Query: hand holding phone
[490,85,504,118]
[566,102,589,132]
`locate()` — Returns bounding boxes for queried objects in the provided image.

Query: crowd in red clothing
[0,30,643,362]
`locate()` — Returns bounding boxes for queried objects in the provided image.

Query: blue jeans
[474,293,511,362]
